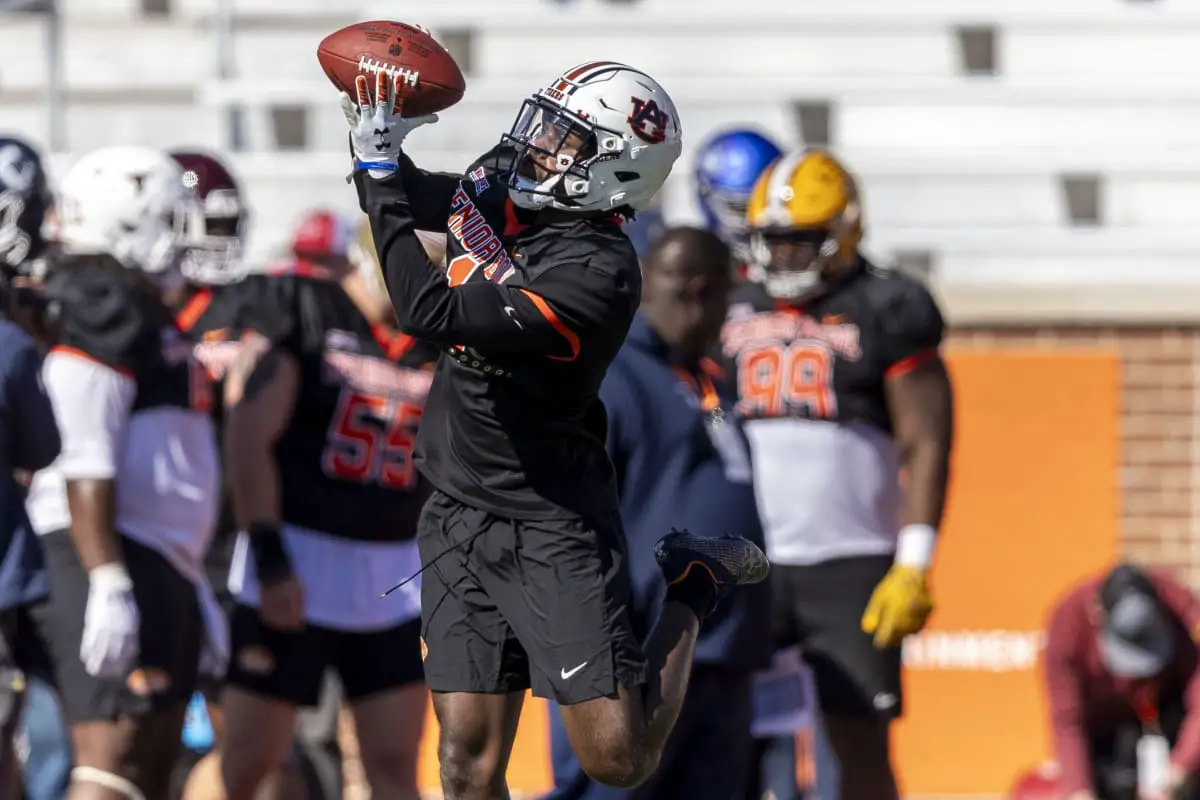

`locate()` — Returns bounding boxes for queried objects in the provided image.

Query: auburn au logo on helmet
[628,97,670,144]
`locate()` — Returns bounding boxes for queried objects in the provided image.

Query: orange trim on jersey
[50,345,134,378]
[518,289,580,362]
[699,357,726,381]
[885,347,939,380]
[673,366,721,413]
[371,324,418,362]
[176,289,213,332]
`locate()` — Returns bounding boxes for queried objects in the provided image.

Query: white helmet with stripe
[499,61,682,213]
[58,146,197,278]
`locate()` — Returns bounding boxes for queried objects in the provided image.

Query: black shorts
[418,490,646,705]
[224,604,424,707]
[771,555,902,719]
[31,530,203,722]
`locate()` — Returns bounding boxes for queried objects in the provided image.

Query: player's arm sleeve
[42,350,136,480]
[2,330,60,472]
[358,171,615,358]
[393,153,461,231]
[879,281,946,378]
[1043,595,1094,795]
[1148,572,1200,774]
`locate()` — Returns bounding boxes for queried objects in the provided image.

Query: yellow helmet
[744,149,863,299]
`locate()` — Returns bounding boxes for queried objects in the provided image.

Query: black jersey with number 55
[236,271,438,543]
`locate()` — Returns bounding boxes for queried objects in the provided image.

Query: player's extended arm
[394,152,461,232]
[358,172,596,359]
[223,332,300,582]
[1044,600,1096,795]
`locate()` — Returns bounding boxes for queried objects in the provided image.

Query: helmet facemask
[499,97,610,210]
[697,183,751,261]
[748,228,829,300]
[179,189,245,285]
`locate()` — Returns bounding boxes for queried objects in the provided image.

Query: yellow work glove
[860,565,934,649]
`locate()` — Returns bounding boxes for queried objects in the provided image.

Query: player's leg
[19,674,73,800]
[34,531,203,800]
[634,664,755,800]
[482,514,766,789]
[337,618,426,799]
[291,671,344,800]
[218,603,329,800]
[418,492,530,800]
[793,556,901,800]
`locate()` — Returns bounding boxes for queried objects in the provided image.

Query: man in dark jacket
[544,226,771,800]
[0,298,60,795]
[0,133,60,797]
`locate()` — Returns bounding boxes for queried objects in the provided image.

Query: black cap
[1098,564,1175,679]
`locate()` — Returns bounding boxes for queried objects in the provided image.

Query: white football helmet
[58,146,196,277]
[501,62,682,212]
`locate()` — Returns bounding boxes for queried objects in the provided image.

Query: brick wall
[948,326,1200,587]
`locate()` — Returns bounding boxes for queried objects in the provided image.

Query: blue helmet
[0,136,51,272]
[693,129,782,262]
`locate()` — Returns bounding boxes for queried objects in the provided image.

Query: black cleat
[654,529,770,608]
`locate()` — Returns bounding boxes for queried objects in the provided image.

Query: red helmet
[1008,762,1064,800]
[169,149,247,284]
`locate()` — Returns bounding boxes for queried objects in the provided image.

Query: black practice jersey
[236,271,438,543]
[720,260,944,433]
[44,261,212,413]
[179,283,254,575]
[355,149,641,520]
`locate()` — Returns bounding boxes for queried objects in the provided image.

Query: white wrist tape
[895,524,937,570]
[87,562,132,591]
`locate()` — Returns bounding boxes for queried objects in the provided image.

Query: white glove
[80,563,140,679]
[340,71,438,180]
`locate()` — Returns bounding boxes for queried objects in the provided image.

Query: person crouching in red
[1043,563,1200,800]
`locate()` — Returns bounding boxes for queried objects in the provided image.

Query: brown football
[316,20,466,118]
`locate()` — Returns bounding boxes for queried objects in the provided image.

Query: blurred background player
[1041,563,1200,800]
[0,133,74,800]
[0,134,62,799]
[694,128,840,800]
[693,129,782,273]
[721,148,954,800]
[543,226,771,800]
[167,152,341,800]
[24,145,225,800]
[216,207,434,800]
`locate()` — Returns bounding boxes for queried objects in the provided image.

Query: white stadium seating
[5,0,1200,292]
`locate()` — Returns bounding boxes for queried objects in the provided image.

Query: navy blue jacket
[0,319,57,610]
[603,315,770,671]
[542,315,772,800]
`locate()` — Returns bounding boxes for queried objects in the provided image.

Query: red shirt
[1043,570,1200,793]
